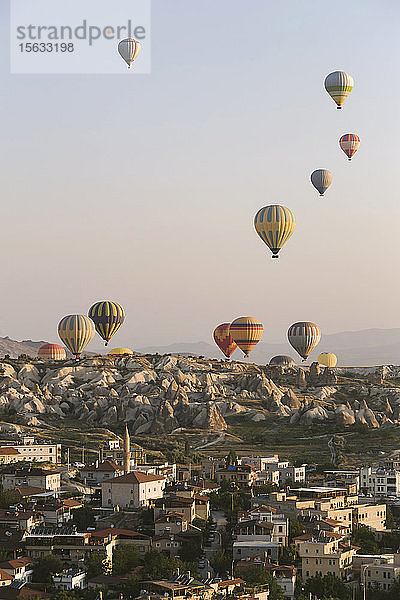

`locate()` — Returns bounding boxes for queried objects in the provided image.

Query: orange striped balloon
[229,317,263,358]
[38,343,66,360]
[213,323,237,358]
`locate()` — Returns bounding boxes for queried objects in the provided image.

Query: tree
[351,525,379,554]
[33,556,63,583]
[289,518,305,542]
[209,549,232,576]
[141,549,181,580]
[303,573,351,599]
[72,506,95,531]
[239,566,283,600]
[85,553,111,579]
[113,546,141,575]
[120,573,142,599]
[0,486,20,509]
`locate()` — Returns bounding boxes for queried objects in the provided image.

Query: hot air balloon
[58,315,95,359]
[254,205,295,259]
[88,301,125,346]
[339,134,360,161]
[229,317,263,358]
[324,71,354,109]
[269,355,295,367]
[107,348,134,357]
[118,38,141,68]
[38,343,66,360]
[213,323,237,358]
[318,352,337,368]
[288,322,321,362]
[311,169,333,197]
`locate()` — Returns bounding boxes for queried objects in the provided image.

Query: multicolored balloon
[118,38,141,68]
[213,323,237,358]
[288,321,321,362]
[229,317,263,358]
[58,315,95,359]
[254,205,295,259]
[339,134,360,161]
[269,355,295,367]
[107,348,134,357]
[318,352,337,368]
[324,71,354,109]
[38,343,66,360]
[311,169,333,197]
[88,301,125,346]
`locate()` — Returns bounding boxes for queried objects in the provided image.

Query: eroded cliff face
[0,354,400,433]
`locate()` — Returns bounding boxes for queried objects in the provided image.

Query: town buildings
[2,468,61,492]
[295,531,359,580]
[0,438,61,464]
[360,466,400,498]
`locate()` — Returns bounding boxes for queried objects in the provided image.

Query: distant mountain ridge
[0,337,46,358]
[0,328,399,365]
[138,328,400,366]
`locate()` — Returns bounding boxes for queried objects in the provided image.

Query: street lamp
[361,564,368,600]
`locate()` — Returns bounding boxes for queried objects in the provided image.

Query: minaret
[123,423,131,474]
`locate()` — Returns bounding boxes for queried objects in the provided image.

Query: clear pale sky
[1,0,399,351]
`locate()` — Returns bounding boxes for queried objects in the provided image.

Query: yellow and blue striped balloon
[88,301,125,346]
[58,315,95,358]
[254,205,295,258]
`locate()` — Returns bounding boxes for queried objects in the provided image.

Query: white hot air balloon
[118,38,141,69]
[324,71,354,109]
[311,169,333,197]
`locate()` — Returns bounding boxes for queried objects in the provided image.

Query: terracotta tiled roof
[0,569,12,581]
[0,448,20,456]
[0,558,33,570]
[106,471,165,484]
[62,499,82,508]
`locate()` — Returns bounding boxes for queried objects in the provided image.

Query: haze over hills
[138,328,400,366]
[0,328,400,365]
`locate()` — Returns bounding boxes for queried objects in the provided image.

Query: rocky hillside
[0,354,400,434]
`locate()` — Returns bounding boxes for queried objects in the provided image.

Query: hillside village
[0,356,397,599]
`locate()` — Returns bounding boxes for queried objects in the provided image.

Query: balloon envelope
[213,323,237,358]
[88,301,125,346]
[318,352,337,368]
[118,38,141,68]
[229,317,263,357]
[107,348,134,357]
[311,169,333,196]
[38,343,66,360]
[288,322,321,361]
[269,355,295,367]
[58,315,95,358]
[254,205,295,258]
[339,134,360,160]
[324,71,354,109]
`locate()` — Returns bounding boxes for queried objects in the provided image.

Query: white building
[53,568,86,590]
[2,468,61,491]
[0,558,34,583]
[360,467,400,497]
[101,471,166,508]
[0,438,61,464]
[240,455,306,485]
[233,540,280,562]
